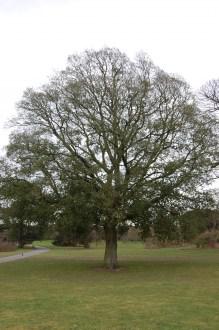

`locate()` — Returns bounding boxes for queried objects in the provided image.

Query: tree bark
[104,225,118,270]
[18,238,25,249]
[18,223,25,248]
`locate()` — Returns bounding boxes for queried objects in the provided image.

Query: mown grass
[1,242,219,329]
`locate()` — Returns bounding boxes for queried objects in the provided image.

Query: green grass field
[1,242,219,329]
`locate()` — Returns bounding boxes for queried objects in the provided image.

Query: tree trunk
[18,242,24,248]
[104,225,118,270]
[18,223,25,248]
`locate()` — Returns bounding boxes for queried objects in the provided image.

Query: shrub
[0,242,16,252]
[195,230,219,248]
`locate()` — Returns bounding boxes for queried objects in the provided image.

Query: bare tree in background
[200,79,219,170]
[200,79,219,112]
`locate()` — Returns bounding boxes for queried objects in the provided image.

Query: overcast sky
[0,0,219,152]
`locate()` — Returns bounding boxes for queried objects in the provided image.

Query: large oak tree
[10,48,217,269]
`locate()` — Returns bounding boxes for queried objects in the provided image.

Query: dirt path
[0,248,49,264]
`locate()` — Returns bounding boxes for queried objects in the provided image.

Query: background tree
[0,175,52,247]
[130,190,216,244]
[9,48,217,269]
[178,207,219,241]
[200,79,219,112]
[3,133,99,249]
[53,180,98,248]
[200,79,219,171]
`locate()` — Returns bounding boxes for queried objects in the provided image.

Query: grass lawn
[1,242,219,329]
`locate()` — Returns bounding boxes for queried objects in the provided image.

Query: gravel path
[0,248,49,264]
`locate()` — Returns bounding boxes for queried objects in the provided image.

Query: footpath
[0,248,49,264]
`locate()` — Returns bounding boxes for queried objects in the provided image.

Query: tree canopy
[3,48,218,269]
[0,174,51,247]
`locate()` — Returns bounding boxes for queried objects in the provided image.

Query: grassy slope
[1,242,219,329]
